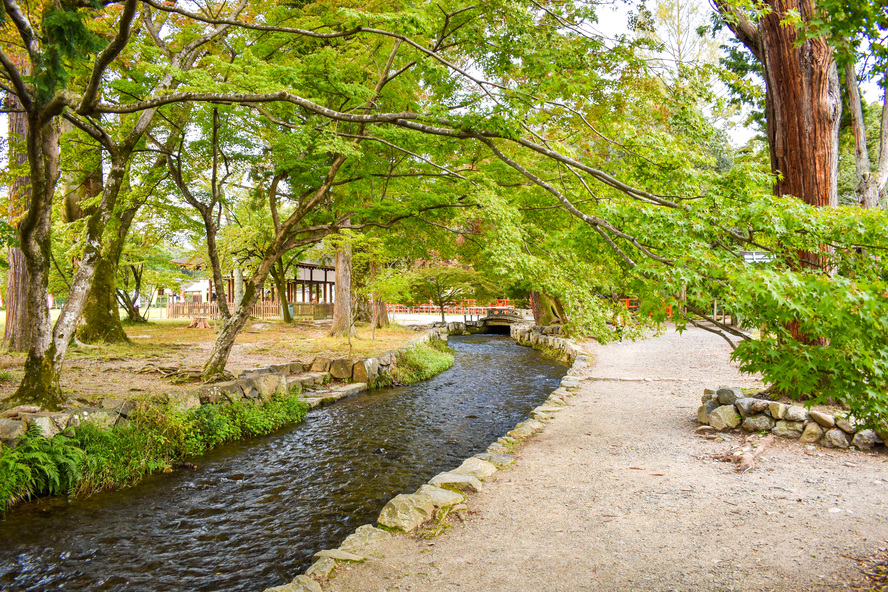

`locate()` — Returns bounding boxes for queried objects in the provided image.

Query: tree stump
[188,316,210,329]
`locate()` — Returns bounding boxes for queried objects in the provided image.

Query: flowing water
[0,335,567,592]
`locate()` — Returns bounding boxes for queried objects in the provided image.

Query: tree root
[714,434,775,473]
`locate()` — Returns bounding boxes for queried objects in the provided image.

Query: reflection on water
[0,335,567,592]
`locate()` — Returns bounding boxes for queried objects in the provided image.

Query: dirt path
[325,327,888,592]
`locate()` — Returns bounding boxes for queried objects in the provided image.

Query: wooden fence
[166,301,334,321]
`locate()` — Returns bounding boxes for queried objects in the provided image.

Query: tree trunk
[77,206,137,343]
[3,91,31,352]
[233,267,244,309]
[369,261,389,329]
[273,261,292,323]
[759,0,841,214]
[329,221,354,337]
[203,282,260,380]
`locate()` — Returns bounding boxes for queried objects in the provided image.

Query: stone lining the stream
[697,386,887,450]
[276,325,588,591]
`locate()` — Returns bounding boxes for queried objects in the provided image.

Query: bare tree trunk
[4,91,31,352]
[233,267,244,309]
[330,220,354,337]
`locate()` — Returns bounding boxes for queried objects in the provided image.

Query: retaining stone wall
[697,386,887,450]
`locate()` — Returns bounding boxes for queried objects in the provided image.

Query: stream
[0,334,567,592]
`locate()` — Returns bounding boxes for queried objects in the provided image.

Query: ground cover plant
[388,340,455,385]
[0,393,309,513]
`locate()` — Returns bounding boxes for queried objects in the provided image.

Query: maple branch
[80,0,139,113]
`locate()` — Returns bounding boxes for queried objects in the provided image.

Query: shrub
[389,340,455,385]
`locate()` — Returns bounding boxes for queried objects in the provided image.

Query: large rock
[415,484,464,507]
[0,418,26,442]
[772,420,805,439]
[305,557,336,578]
[785,405,809,423]
[20,413,64,438]
[473,452,514,467]
[851,429,879,450]
[68,408,115,430]
[352,359,379,384]
[310,357,332,372]
[708,405,742,431]
[507,419,544,439]
[429,472,483,493]
[768,402,788,420]
[452,457,497,479]
[835,416,855,434]
[101,398,136,418]
[339,525,391,552]
[263,576,322,592]
[741,415,775,432]
[823,428,850,449]
[716,387,743,406]
[698,400,720,424]
[313,549,365,562]
[249,374,287,400]
[377,493,435,532]
[799,422,824,443]
[199,381,244,405]
[330,359,355,380]
[168,392,201,412]
[809,410,835,428]
[288,361,305,374]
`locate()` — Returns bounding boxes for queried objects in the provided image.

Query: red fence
[166,302,334,320]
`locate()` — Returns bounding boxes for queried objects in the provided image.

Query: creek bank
[0,330,449,449]
[271,325,584,591]
[0,330,452,516]
[697,386,887,450]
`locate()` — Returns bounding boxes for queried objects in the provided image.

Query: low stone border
[697,386,887,450]
[263,327,588,592]
[0,330,447,448]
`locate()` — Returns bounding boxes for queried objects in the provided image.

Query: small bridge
[435,307,528,335]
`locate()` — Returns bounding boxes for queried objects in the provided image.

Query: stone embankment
[0,331,446,448]
[261,324,587,592]
[697,386,886,450]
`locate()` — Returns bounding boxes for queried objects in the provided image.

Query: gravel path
[326,327,888,592]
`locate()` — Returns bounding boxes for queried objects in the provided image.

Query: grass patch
[388,339,454,385]
[0,393,309,512]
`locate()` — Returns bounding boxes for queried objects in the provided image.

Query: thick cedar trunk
[759,0,841,213]
[329,221,354,337]
[4,92,31,352]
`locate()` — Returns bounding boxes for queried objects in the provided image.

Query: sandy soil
[326,327,888,592]
[0,319,420,405]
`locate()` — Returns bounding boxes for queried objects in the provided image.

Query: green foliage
[730,270,888,428]
[389,340,455,385]
[0,424,86,512]
[31,6,107,103]
[0,395,309,511]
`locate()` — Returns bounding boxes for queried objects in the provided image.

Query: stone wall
[0,330,448,448]
[510,324,578,362]
[697,386,886,450]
